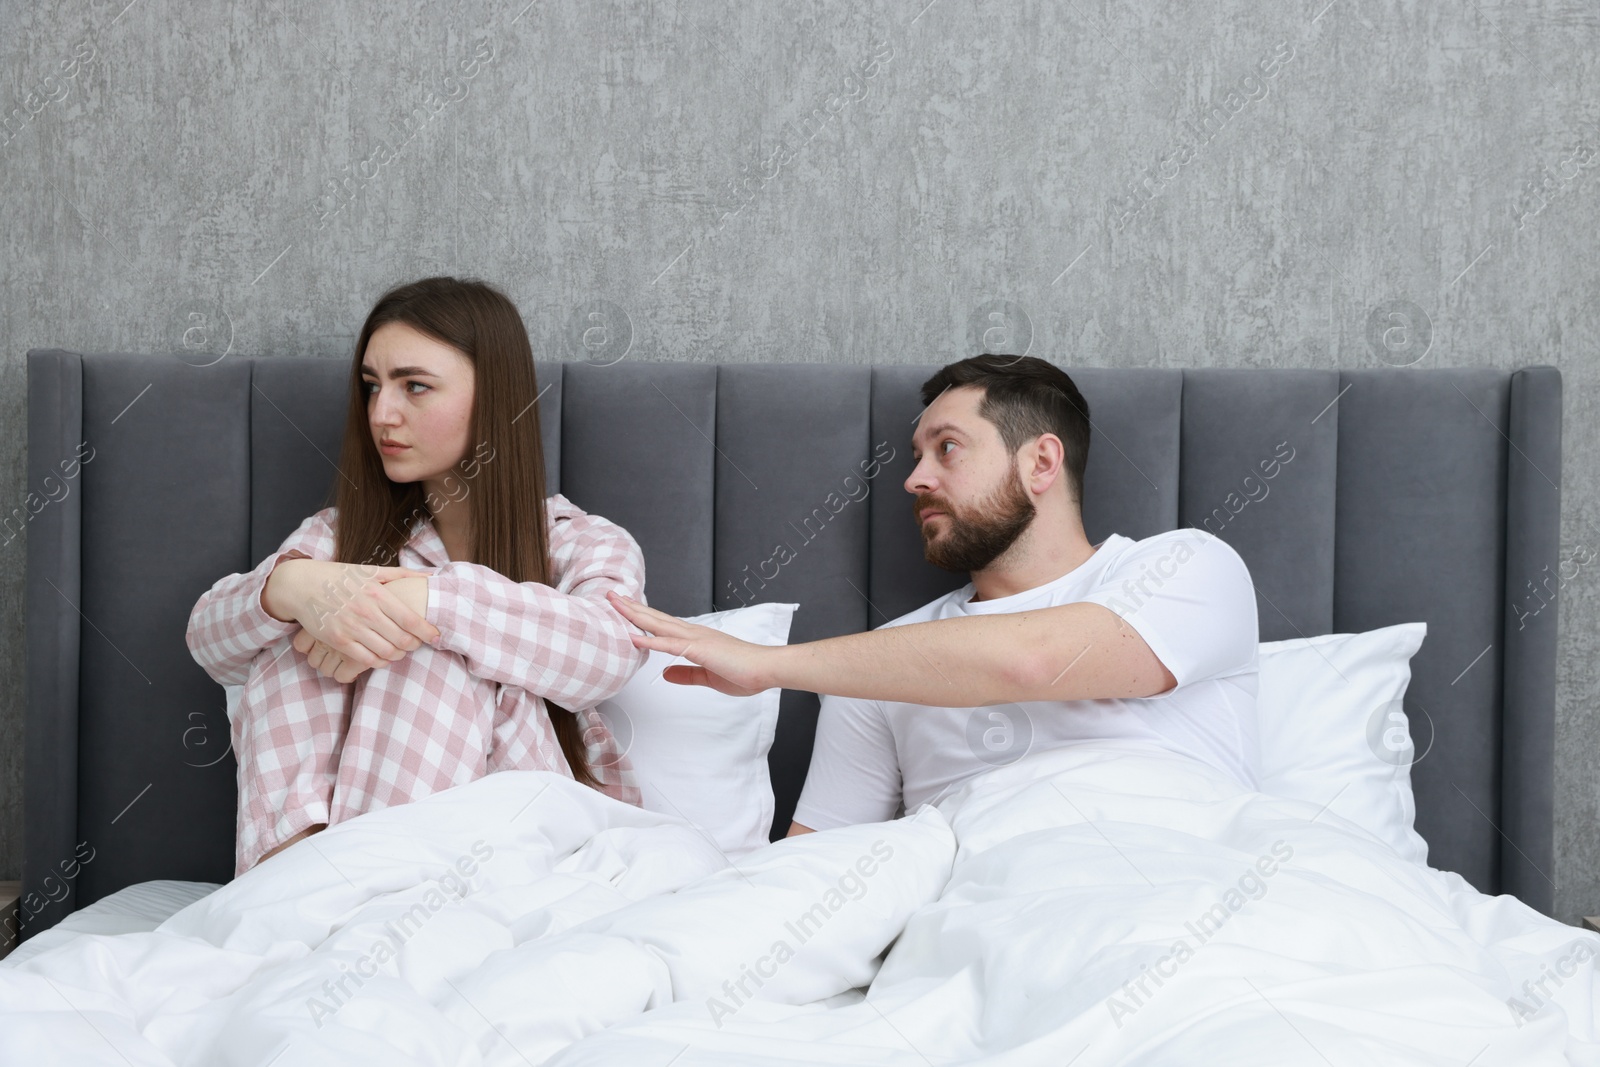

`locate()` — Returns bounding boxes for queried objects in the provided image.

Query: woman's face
[361,321,476,491]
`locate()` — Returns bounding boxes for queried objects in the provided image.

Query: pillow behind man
[1255,622,1431,864]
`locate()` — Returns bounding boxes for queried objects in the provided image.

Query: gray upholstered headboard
[22,351,1562,943]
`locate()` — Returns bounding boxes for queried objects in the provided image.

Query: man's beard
[916,467,1037,573]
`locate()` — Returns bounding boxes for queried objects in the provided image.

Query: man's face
[905,385,1037,573]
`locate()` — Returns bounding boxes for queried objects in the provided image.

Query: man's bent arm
[786,821,815,837]
[767,602,1176,708]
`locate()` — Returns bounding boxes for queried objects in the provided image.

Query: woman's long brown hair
[324,275,598,787]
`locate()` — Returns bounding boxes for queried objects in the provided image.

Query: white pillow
[596,601,799,858]
[1256,622,1431,865]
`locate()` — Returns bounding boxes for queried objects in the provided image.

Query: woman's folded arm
[185,508,335,687]
[425,499,650,708]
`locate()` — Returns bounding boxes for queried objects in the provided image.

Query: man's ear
[1025,433,1068,494]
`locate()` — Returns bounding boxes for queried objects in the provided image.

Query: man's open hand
[605,590,778,697]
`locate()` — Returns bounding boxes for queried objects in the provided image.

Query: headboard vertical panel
[1500,365,1562,914]
[1334,368,1510,894]
[21,350,86,942]
[77,356,255,903]
[712,364,873,838]
[1069,368,1183,545]
[1178,369,1340,641]
[560,362,717,618]
[532,362,562,496]
[250,359,348,560]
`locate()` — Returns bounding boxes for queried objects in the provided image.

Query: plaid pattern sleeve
[184,508,336,687]
[424,493,650,710]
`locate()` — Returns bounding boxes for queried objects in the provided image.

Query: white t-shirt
[791,527,1261,830]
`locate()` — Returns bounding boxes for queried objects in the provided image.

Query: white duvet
[1,739,1595,1066]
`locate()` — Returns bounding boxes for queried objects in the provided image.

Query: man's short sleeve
[790,693,901,831]
[1076,529,1259,696]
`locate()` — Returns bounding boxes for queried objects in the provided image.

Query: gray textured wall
[2,2,1596,921]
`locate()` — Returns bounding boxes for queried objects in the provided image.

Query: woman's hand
[605,590,779,697]
[293,629,367,684]
[277,562,439,684]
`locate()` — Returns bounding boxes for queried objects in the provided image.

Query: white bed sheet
[4,879,222,968]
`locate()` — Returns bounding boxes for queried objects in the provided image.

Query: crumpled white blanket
[0,739,1593,1067]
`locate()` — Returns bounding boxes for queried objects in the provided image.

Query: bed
[8,351,1581,1064]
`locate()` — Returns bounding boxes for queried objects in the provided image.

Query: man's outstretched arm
[605,591,1176,708]
[768,601,1176,706]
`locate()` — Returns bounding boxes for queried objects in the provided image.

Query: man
[607,354,1260,835]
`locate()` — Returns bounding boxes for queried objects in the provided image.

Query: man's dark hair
[919,354,1092,505]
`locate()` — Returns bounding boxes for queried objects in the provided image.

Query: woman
[186,276,648,878]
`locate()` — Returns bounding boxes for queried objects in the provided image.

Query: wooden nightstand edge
[0,880,20,962]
